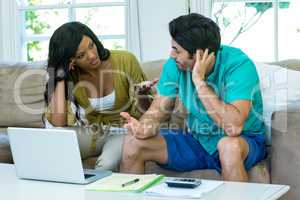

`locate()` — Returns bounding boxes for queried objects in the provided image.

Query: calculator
[165,178,202,188]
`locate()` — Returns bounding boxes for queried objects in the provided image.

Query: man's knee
[122,135,146,162]
[217,137,248,165]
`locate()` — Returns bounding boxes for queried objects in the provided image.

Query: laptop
[7,127,112,184]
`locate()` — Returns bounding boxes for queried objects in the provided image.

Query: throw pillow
[255,62,300,143]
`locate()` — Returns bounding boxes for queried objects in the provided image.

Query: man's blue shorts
[159,129,267,173]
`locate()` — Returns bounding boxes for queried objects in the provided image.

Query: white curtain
[190,0,212,17]
[126,0,142,61]
[134,0,188,62]
[0,0,21,62]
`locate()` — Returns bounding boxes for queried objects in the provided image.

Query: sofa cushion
[141,59,164,80]
[271,109,300,200]
[271,59,300,71]
[0,63,46,127]
[0,128,12,163]
[145,159,270,183]
[255,61,300,144]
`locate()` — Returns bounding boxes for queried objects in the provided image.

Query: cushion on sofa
[0,64,46,127]
[0,128,12,163]
[271,59,300,71]
[271,109,300,200]
[255,60,300,144]
[140,59,164,80]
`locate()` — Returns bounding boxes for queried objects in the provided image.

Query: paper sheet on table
[144,180,224,199]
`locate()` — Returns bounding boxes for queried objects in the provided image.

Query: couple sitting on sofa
[44,13,267,182]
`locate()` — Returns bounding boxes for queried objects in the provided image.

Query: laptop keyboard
[84,173,96,179]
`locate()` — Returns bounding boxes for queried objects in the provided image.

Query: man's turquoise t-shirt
[157,45,265,155]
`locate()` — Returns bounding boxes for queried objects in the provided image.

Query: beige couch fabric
[0,64,46,127]
[271,109,300,200]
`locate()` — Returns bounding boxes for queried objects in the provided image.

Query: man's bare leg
[120,134,168,174]
[217,136,249,182]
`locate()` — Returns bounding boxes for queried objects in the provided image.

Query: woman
[43,22,153,170]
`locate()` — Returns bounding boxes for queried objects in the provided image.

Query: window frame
[17,0,129,62]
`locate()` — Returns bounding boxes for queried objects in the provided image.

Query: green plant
[25,0,50,61]
[112,41,124,50]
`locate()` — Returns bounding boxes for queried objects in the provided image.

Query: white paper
[144,180,224,199]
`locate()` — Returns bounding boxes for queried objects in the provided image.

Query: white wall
[137,0,188,62]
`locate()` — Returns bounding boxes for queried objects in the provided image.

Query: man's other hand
[120,112,154,139]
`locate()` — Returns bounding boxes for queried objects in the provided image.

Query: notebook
[86,173,164,192]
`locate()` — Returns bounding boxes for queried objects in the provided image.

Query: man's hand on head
[192,48,215,85]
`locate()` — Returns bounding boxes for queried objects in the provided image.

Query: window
[18,0,127,62]
[212,0,300,62]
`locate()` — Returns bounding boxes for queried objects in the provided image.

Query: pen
[121,178,140,187]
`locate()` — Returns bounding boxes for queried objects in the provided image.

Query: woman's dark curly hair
[44,21,110,105]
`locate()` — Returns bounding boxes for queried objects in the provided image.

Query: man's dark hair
[169,13,221,56]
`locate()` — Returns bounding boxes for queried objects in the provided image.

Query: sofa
[0,59,300,200]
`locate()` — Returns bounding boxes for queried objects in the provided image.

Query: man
[120,13,266,182]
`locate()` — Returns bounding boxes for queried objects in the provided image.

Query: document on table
[144,179,224,199]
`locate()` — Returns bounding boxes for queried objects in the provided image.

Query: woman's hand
[133,78,158,113]
[50,80,68,127]
[134,78,159,95]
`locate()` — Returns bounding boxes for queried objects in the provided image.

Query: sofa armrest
[271,109,300,200]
